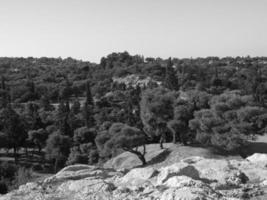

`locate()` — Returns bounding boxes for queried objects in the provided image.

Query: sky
[0,0,267,63]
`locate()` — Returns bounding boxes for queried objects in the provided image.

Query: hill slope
[104,143,242,170]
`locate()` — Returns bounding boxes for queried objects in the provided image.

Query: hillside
[104,143,242,170]
[0,53,267,195]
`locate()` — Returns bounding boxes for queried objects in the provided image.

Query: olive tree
[140,87,177,148]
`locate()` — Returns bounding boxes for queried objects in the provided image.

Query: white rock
[230,159,267,182]
[157,162,200,185]
[160,186,220,200]
[164,176,204,188]
[121,167,156,183]
[192,158,248,186]
[247,153,267,168]
[1,157,266,200]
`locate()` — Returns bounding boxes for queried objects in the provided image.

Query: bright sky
[0,0,267,63]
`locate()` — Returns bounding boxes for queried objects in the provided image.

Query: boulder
[246,153,267,168]
[191,157,248,186]
[160,186,221,200]
[120,167,156,184]
[230,159,267,182]
[44,165,116,184]
[164,176,204,188]
[157,162,199,185]
[56,177,116,200]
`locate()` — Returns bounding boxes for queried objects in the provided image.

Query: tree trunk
[54,158,58,173]
[180,131,187,145]
[172,131,176,144]
[137,154,146,165]
[160,139,164,149]
[159,132,166,149]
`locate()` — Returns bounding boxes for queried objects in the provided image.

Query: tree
[60,78,72,101]
[18,79,38,102]
[189,92,266,152]
[0,105,27,160]
[167,120,187,144]
[66,145,90,165]
[85,81,94,106]
[73,126,96,145]
[124,86,142,128]
[56,101,72,136]
[140,87,177,148]
[71,99,81,114]
[28,129,47,153]
[83,81,95,128]
[104,123,147,165]
[82,102,95,128]
[95,130,111,158]
[0,76,8,108]
[26,102,44,130]
[0,132,9,150]
[45,131,71,172]
[168,99,194,144]
[163,58,179,91]
[40,95,53,111]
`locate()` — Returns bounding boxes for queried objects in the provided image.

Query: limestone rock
[163,175,204,188]
[247,153,267,168]
[120,167,156,183]
[230,159,267,182]
[157,162,200,185]
[160,186,221,200]
[2,156,267,200]
[191,157,248,186]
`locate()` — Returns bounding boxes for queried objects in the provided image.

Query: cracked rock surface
[2,154,267,200]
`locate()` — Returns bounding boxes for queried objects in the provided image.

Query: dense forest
[0,52,267,193]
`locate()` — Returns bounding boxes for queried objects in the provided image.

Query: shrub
[0,162,17,179]
[88,149,99,165]
[66,146,88,165]
[0,180,8,194]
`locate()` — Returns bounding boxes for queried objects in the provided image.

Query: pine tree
[57,101,72,136]
[164,58,179,91]
[27,102,44,130]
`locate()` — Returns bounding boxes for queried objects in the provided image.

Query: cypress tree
[164,58,179,91]
[83,81,95,128]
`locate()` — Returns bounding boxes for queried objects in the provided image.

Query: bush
[88,149,99,165]
[0,180,8,194]
[0,162,17,179]
[32,164,43,171]
[66,146,88,165]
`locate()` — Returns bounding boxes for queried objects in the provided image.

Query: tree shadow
[241,142,267,157]
[146,149,172,166]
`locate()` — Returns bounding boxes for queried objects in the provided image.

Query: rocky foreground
[2,154,267,200]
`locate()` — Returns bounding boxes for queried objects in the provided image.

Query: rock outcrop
[2,154,267,200]
[246,153,267,168]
